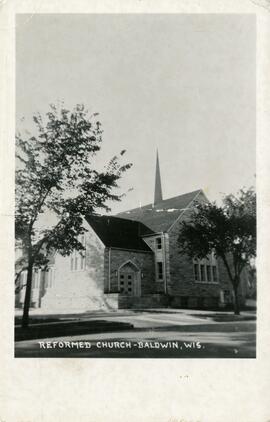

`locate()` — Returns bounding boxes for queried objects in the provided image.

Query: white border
[1,2,270,422]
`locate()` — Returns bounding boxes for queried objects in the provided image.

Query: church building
[16,153,248,312]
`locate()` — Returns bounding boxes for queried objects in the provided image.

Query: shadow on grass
[14,311,135,325]
[15,317,66,325]
[190,314,256,323]
[15,317,256,342]
[145,321,256,333]
[15,319,134,341]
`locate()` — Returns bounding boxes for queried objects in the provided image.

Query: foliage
[178,188,256,314]
[15,103,132,326]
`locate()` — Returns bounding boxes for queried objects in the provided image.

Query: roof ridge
[117,188,202,214]
[86,213,153,228]
[167,189,203,232]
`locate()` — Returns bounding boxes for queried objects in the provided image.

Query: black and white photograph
[14,13,256,358]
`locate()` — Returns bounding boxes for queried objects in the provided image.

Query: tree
[178,188,256,315]
[16,103,132,327]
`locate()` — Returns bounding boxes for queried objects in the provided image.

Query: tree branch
[15,266,28,285]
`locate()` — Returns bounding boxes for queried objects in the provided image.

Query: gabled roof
[85,215,154,252]
[117,189,203,233]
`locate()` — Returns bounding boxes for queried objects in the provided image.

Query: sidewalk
[15,307,256,327]
[15,307,256,342]
[15,305,256,317]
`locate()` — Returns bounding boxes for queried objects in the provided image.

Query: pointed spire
[154,150,163,205]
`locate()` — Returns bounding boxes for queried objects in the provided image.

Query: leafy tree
[16,104,131,327]
[178,188,256,314]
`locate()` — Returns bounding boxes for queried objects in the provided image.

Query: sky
[16,13,256,214]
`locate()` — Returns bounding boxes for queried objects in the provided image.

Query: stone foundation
[118,294,169,309]
[169,295,220,309]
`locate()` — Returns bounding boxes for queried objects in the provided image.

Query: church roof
[85,215,154,251]
[117,189,203,233]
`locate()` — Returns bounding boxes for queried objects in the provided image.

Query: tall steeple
[154,150,163,205]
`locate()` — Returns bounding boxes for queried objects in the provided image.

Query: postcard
[1,1,270,421]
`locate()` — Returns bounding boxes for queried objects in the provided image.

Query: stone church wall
[105,248,156,295]
[167,192,244,308]
[40,224,108,311]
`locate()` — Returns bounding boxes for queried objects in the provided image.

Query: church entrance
[119,272,135,295]
[118,261,141,296]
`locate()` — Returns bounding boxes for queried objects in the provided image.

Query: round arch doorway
[118,261,141,296]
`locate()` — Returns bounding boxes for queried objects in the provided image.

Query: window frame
[212,265,218,282]
[193,263,199,281]
[70,234,86,272]
[32,268,40,289]
[200,264,206,282]
[206,265,212,282]
[157,261,163,281]
[156,237,162,250]
[193,254,219,284]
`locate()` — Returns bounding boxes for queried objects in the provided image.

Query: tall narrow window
[157,262,163,280]
[32,268,40,289]
[194,263,199,281]
[212,266,217,282]
[80,251,85,270]
[193,255,219,283]
[45,268,54,288]
[200,265,205,282]
[206,265,211,282]
[20,271,27,288]
[49,268,54,287]
[45,269,48,288]
[70,234,86,271]
[156,237,162,250]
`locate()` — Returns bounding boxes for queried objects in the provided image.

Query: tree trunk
[220,255,242,315]
[233,283,240,315]
[22,261,33,328]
